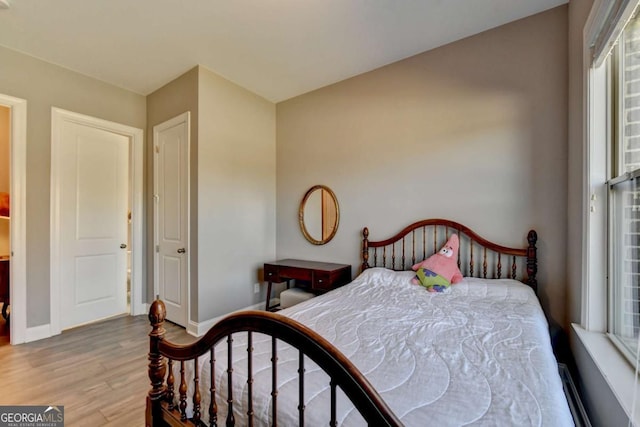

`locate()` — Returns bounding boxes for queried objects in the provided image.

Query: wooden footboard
[146,300,402,427]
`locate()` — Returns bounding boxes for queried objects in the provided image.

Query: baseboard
[186,320,201,337]
[25,323,52,343]
[186,301,272,337]
[133,303,150,316]
[23,306,147,343]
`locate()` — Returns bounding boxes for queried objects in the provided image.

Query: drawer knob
[318,279,323,283]
[268,272,272,276]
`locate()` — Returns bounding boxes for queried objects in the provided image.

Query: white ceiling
[0,0,567,102]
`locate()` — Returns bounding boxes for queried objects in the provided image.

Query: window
[608,10,640,362]
[580,1,640,422]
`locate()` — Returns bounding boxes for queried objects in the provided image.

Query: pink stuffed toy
[411,234,463,292]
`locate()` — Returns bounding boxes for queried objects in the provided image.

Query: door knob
[177,248,186,254]
[120,243,127,249]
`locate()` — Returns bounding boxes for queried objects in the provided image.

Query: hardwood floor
[0,314,194,426]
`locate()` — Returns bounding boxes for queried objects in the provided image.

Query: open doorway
[0,93,26,345]
[0,105,9,345]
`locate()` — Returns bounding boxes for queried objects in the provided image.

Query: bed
[146,219,573,426]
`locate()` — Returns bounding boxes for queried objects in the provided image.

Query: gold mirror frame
[298,185,340,245]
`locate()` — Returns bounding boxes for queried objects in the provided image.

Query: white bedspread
[177,268,573,426]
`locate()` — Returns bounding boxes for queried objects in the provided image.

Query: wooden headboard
[361,219,538,293]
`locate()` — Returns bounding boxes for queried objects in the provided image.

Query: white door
[59,120,129,329]
[154,112,189,327]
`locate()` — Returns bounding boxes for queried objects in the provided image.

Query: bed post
[361,227,370,272]
[147,299,167,427]
[526,230,538,294]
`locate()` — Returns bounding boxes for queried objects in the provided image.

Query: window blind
[608,15,640,362]
[609,175,640,360]
[589,0,640,67]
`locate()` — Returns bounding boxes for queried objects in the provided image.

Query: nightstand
[263,259,351,311]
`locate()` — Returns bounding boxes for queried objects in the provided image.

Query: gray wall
[197,66,276,321]
[0,45,146,328]
[276,6,569,325]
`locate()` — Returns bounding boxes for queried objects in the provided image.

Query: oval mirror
[299,185,339,245]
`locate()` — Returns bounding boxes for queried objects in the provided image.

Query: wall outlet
[254,283,260,294]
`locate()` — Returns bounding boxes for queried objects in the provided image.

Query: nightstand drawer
[264,265,280,282]
[312,271,332,291]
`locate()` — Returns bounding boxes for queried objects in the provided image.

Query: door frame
[50,108,144,336]
[152,111,191,326]
[0,94,27,345]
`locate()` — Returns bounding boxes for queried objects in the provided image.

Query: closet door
[154,112,190,327]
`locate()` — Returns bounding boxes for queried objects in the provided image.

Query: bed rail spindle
[209,348,218,427]
[483,248,488,279]
[512,256,517,280]
[382,246,387,269]
[247,331,254,427]
[193,356,202,424]
[497,253,502,279]
[226,335,235,427]
[422,226,426,261]
[402,237,406,270]
[374,248,378,267]
[330,380,337,427]
[271,337,278,427]
[469,241,474,277]
[166,358,175,410]
[411,230,416,266]
[433,227,437,254]
[392,243,396,270]
[179,361,187,421]
[298,350,305,426]
[527,230,538,293]
[457,232,461,269]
